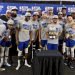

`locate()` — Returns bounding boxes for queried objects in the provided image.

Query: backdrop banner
[0,3,75,14]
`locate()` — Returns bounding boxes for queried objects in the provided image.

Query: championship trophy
[48,26,58,39]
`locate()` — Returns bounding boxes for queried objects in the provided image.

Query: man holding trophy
[46,15,62,50]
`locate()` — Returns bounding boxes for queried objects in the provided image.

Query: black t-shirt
[0,15,8,22]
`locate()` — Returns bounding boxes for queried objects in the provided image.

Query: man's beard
[11,13,17,18]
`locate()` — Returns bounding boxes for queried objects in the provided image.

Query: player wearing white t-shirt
[16,12,32,70]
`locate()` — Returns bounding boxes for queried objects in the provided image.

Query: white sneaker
[0,68,5,71]
[16,65,20,70]
[64,62,68,66]
[5,63,11,67]
[25,63,31,67]
[70,65,74,69]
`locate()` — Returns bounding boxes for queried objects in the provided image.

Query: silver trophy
[48,26,57,39]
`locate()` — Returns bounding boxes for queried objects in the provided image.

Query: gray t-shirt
[12,16,21,28]
[47,24,62,44]
[40,19,48,40]
[65,23,72,31]
[18,20,32,42]
[0,24,6,40]
[31,20,39,41]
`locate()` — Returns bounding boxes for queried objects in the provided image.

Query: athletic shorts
[0,40,11,47]
[47,43,58,50]
[66,39,75,47]
[41,40,47,47]
[18,40,30,51]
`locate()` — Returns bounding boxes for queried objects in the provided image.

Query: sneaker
[25,63,31,67]
[5,63,11,67]
[64,62,68,66]
[0,68,5,71]
[16,65,20,70]
[69,65,74,69]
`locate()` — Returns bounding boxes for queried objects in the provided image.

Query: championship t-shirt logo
[33,24,37,29]
[42,23,47,28]
[14,20,18,25]
[23,24,29,30]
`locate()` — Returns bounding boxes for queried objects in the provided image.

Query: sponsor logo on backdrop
[0,5,3,12]
[0,3,75,14]
[57,7,62,12]
[19,6,28,11]
[32,6,41,11]
[45,7,54,11]
[7,6,17,10]
[68,7,75,12]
